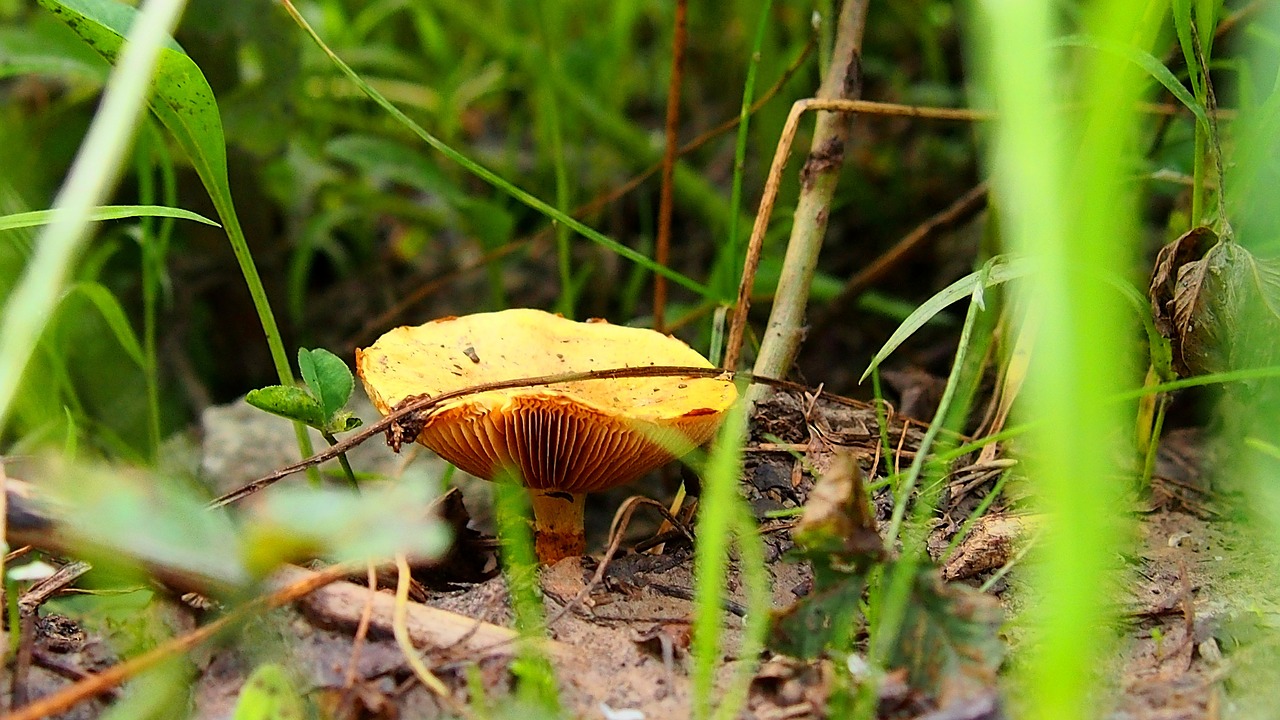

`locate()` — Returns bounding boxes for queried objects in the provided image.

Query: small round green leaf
[297,347,355,421]
[245,386,325,429]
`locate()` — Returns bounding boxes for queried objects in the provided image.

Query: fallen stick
[275,564,524,658]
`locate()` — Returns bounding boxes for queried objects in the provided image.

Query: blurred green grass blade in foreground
[0,0,188,432]
[0,204,217,232]
[39,0,316,468]
[974,0,1161,716]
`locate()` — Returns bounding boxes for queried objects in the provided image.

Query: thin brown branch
[3,563,359,720]
[392,553,459,710]
[653,0,688,332]
[210,365,871,508]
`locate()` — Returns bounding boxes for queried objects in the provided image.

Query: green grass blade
[533,0,577,318]
[41,0,316,467]
[1057,34,1209,130]
[0,0,188,433]
[278,0,712,301]
[976,0,1157,716]
[0,204,217,232]
[712,500,770,720]
[65,281,146,368]
[860,256,1032,382]
[881,264,991,546]
[690,394,748,719]
[716,0,775,303]
[1172,0,1200,96]
[493,479,561,714]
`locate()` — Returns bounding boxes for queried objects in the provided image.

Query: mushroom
[355,308,738,563]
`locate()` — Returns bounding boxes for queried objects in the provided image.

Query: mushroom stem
[528,489,587,564]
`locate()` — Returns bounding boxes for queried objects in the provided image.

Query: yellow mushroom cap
[356,309,737,493]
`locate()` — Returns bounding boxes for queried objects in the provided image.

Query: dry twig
[721,99,988,375]
[209,365,870,508]
[392,553,460,711]
[653,0,688,332]
[4,563,359,720]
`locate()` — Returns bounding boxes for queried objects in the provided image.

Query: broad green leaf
[0,205,218,232]
[43,457,249,590]
[63,281,145,367]
[232,664,305,720]
[245,385,326,429]
[38,0,231,203]
[861,257,1033,382]
[1057,34,1210,131]
[297,348,354,421]
[255,474,450,566]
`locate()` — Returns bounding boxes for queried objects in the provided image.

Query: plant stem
[716,0,776,305]
[747,0,869,399]
[653,0,687,333]
[322,433,360,492]
[527,489,586,564]
[534,0,576,318]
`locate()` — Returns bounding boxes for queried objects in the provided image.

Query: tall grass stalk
[858,268,993,716]
[710,500,771,720]
[689,394,749,720]
[716,0,775,304]
[493,480,560,713]
[134,124,177,461]
[533,0,576,318]
[974,0,1159,716]
[0,0,189,433]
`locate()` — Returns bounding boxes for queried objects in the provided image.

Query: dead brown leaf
[792,451,882,559]
[1150,226,1217,345]
[942,514,1038,581]
[1149,229,1280,376]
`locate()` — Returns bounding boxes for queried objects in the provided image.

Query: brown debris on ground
[1,389,1253,719]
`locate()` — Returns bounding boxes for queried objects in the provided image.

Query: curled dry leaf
[1149,228,1280,376]
[792,451,883,559]
[771,452,883,658]
[1149,226,1216,344]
